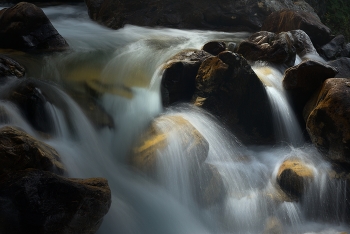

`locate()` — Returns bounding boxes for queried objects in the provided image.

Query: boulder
[283,60,338,114]
[85,0,317,32]
[131,115,209,175]
[0,2,69,52]
[237,31,296,67]
[261,9,331,46]
[277,158,314,200]
[0,126,65,176]
[193,51,273,144]
[0,169,111,234]
[288,30,318,58]
[319,35,347,60]
[328,58,350,78]
[161,49,213,106]
[202,41,226,56]
[306,78,350,165]
[0,55,25,78]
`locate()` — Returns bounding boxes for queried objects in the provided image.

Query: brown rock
[193,51,273,144]
[131,115,209,175]
[161,49,213,106]
[261,9,331,46]
[306,78,350,165]
[0,169,111,234]
[277,158,314,199]
[0,2,69,52]
[0,126,65,176]
[283,60,338,115]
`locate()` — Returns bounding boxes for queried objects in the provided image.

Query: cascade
[0,4,349,234]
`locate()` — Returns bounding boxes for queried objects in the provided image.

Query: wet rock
[131,115,209,175]
[85,0,317,32]
[328,58,350,78]
[0,55,25,78]
[0,126,65,176]
[306,78,350,165]
[192,163,226,207]
[277,158,314,200]
[288,30,318,58]
[0,169,111,234]
[261,9,331,46]
[161,49,213,106]
[283,60,338,115]
[0,2,69,52]
[4,80,55,134]
[319,35,347,60]
[69,92,115,129]
[193,51,273,145]
[263,217,284,234]
[237,31,296,67]
[202,41,226,56]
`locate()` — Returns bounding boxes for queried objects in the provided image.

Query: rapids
[0,3,349,234]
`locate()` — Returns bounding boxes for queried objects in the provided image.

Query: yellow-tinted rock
[131,115,209,175]
[277,159,314,200]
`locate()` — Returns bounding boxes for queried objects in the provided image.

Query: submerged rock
[0,55,25,78]
[193,51,273,144]
[0,126,65,176]
[131,115,209,175]
[4,80,55,134]
[0,2,69,52]
[306,78,350,165]
[261,9,331,46]
[0,169,111,234]
[277,158,314,200]
[161,49,213,106]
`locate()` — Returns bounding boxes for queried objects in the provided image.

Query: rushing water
[1,3,349,234]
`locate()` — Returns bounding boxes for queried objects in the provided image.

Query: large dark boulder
[193,51,273,144]
[85,0,317,32]
[261,9,331,46]
[328,58,350,78]
[0,55,25,78]
[0,169,111,234]
[0,126,65,176]
[0,2,69,52]
[237,31,296,67]
[202,41,226,56]
[306,78,350,165]
[283,60,338,115]
[161,49,212,106]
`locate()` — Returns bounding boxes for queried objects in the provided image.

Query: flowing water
[0,4,349,234]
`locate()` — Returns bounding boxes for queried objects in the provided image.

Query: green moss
[322,0,350,42]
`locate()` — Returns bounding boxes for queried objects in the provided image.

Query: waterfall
[0,3,349,234]
[252,62,304,146]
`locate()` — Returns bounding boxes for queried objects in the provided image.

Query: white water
[0,3,349,234]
